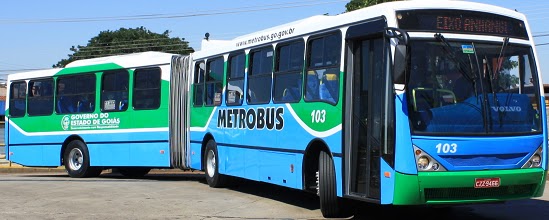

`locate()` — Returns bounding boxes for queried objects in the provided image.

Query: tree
[54,26,194,67]
[345,0,400,12]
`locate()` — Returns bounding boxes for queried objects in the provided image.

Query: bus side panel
[88,143,129,166]
[380,158,395,204]
[189,142,202,170]
[6,121,62,167]
[87,142,169,167]
[130,142,170,167]
[214,145,263,182]
[258,151,297,188]
[394,93,417,175]
[8,145,62,167]
[245,147,260,181]
[220,145,246,179]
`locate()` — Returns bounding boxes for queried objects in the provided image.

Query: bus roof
[65,51,176,68]
[7,51,177,81]
[7,68,62,82]
[194,0,525,59]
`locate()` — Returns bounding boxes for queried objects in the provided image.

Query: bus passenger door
[344,20,387,201]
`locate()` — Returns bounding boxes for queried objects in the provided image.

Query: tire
[204,140,227,188]
[63,140,102,178]
[118,167,151,178]
[318,151,340,218]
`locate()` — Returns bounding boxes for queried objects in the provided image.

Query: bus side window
[134,67,161,110]
[102,69,129,112]
[227,52,245,106]
[28,79,54,116]
[305,32,341,104]
[193,61,205,106]
[247,46,273,105]
[205,57,224,106]
[9,81,27,117]
[305,71,320,100]
[56,80,77,113]
[273,40,304,103]
[319,73,339,104]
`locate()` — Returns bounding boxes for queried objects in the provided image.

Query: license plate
[474,178,501,188]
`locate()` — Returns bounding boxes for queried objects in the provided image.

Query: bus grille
[424,184,537,201]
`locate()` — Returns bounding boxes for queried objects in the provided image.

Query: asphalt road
[2,172,549,220]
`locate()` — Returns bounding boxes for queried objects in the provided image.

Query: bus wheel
[63,140,102,178]
[118,167,151,178]
[318,151,340,218]
[204,140,226,188]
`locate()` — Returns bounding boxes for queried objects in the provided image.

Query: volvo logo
[491,106,522,112]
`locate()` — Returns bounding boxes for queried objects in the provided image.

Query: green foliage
[497,59,520,89]
[54,26,194,68]
[345,0,400,12]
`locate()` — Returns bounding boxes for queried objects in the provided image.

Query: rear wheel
[204,140,227,188]
[318,151,340,218]
[63,140,102,178]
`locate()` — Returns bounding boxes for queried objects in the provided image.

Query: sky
[1,0,549,82]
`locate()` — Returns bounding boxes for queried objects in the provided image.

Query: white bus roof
[7,68,62,82]
[65,51,176,68]
[7,51,177,81]
[194,0,525,59]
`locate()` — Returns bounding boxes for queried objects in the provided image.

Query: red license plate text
[474,178,500,188]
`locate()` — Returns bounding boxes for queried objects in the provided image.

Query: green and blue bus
[6,51,174,177]
[6,0,547,218]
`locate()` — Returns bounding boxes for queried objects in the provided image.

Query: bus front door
[345,21,388,201]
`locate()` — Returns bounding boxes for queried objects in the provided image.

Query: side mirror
[393,44,407,84]
[385,27,410,85]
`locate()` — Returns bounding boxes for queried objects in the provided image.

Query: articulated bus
[6,0,547,218]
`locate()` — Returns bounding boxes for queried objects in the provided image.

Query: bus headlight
[531,154,541,167]
[414,145,447,172]
[417,156,429,170]
[522,146,543,168]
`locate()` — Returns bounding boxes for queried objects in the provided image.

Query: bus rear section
[5,52,176,178]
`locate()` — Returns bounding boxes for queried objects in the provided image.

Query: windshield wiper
[483,55,503,129]
[434,33,475,84]
[469,43,491,131]
[489,37,510,128]
[496,37,510,72]
[435,33,491,132]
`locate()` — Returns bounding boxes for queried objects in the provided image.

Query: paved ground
[3,172,549,220]
[0,172,329,220]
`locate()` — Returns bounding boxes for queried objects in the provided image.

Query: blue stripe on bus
[189,140,343,157]
[8,140,168,146]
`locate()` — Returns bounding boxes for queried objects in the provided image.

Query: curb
[0,167,65,174]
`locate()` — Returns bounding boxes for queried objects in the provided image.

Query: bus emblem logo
[61,115,70,130]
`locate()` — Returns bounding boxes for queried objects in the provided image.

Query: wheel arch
[302,138,333,193]
[200,132,215,171]
[60,135,85,166]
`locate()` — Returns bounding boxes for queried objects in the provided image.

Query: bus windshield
[406,38,542,135]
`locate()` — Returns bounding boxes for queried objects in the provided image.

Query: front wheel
[63,140,102,178]
[204,140,227,188]
[318,151,340,218]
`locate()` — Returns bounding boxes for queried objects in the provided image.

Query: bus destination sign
[397,10,528,39]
